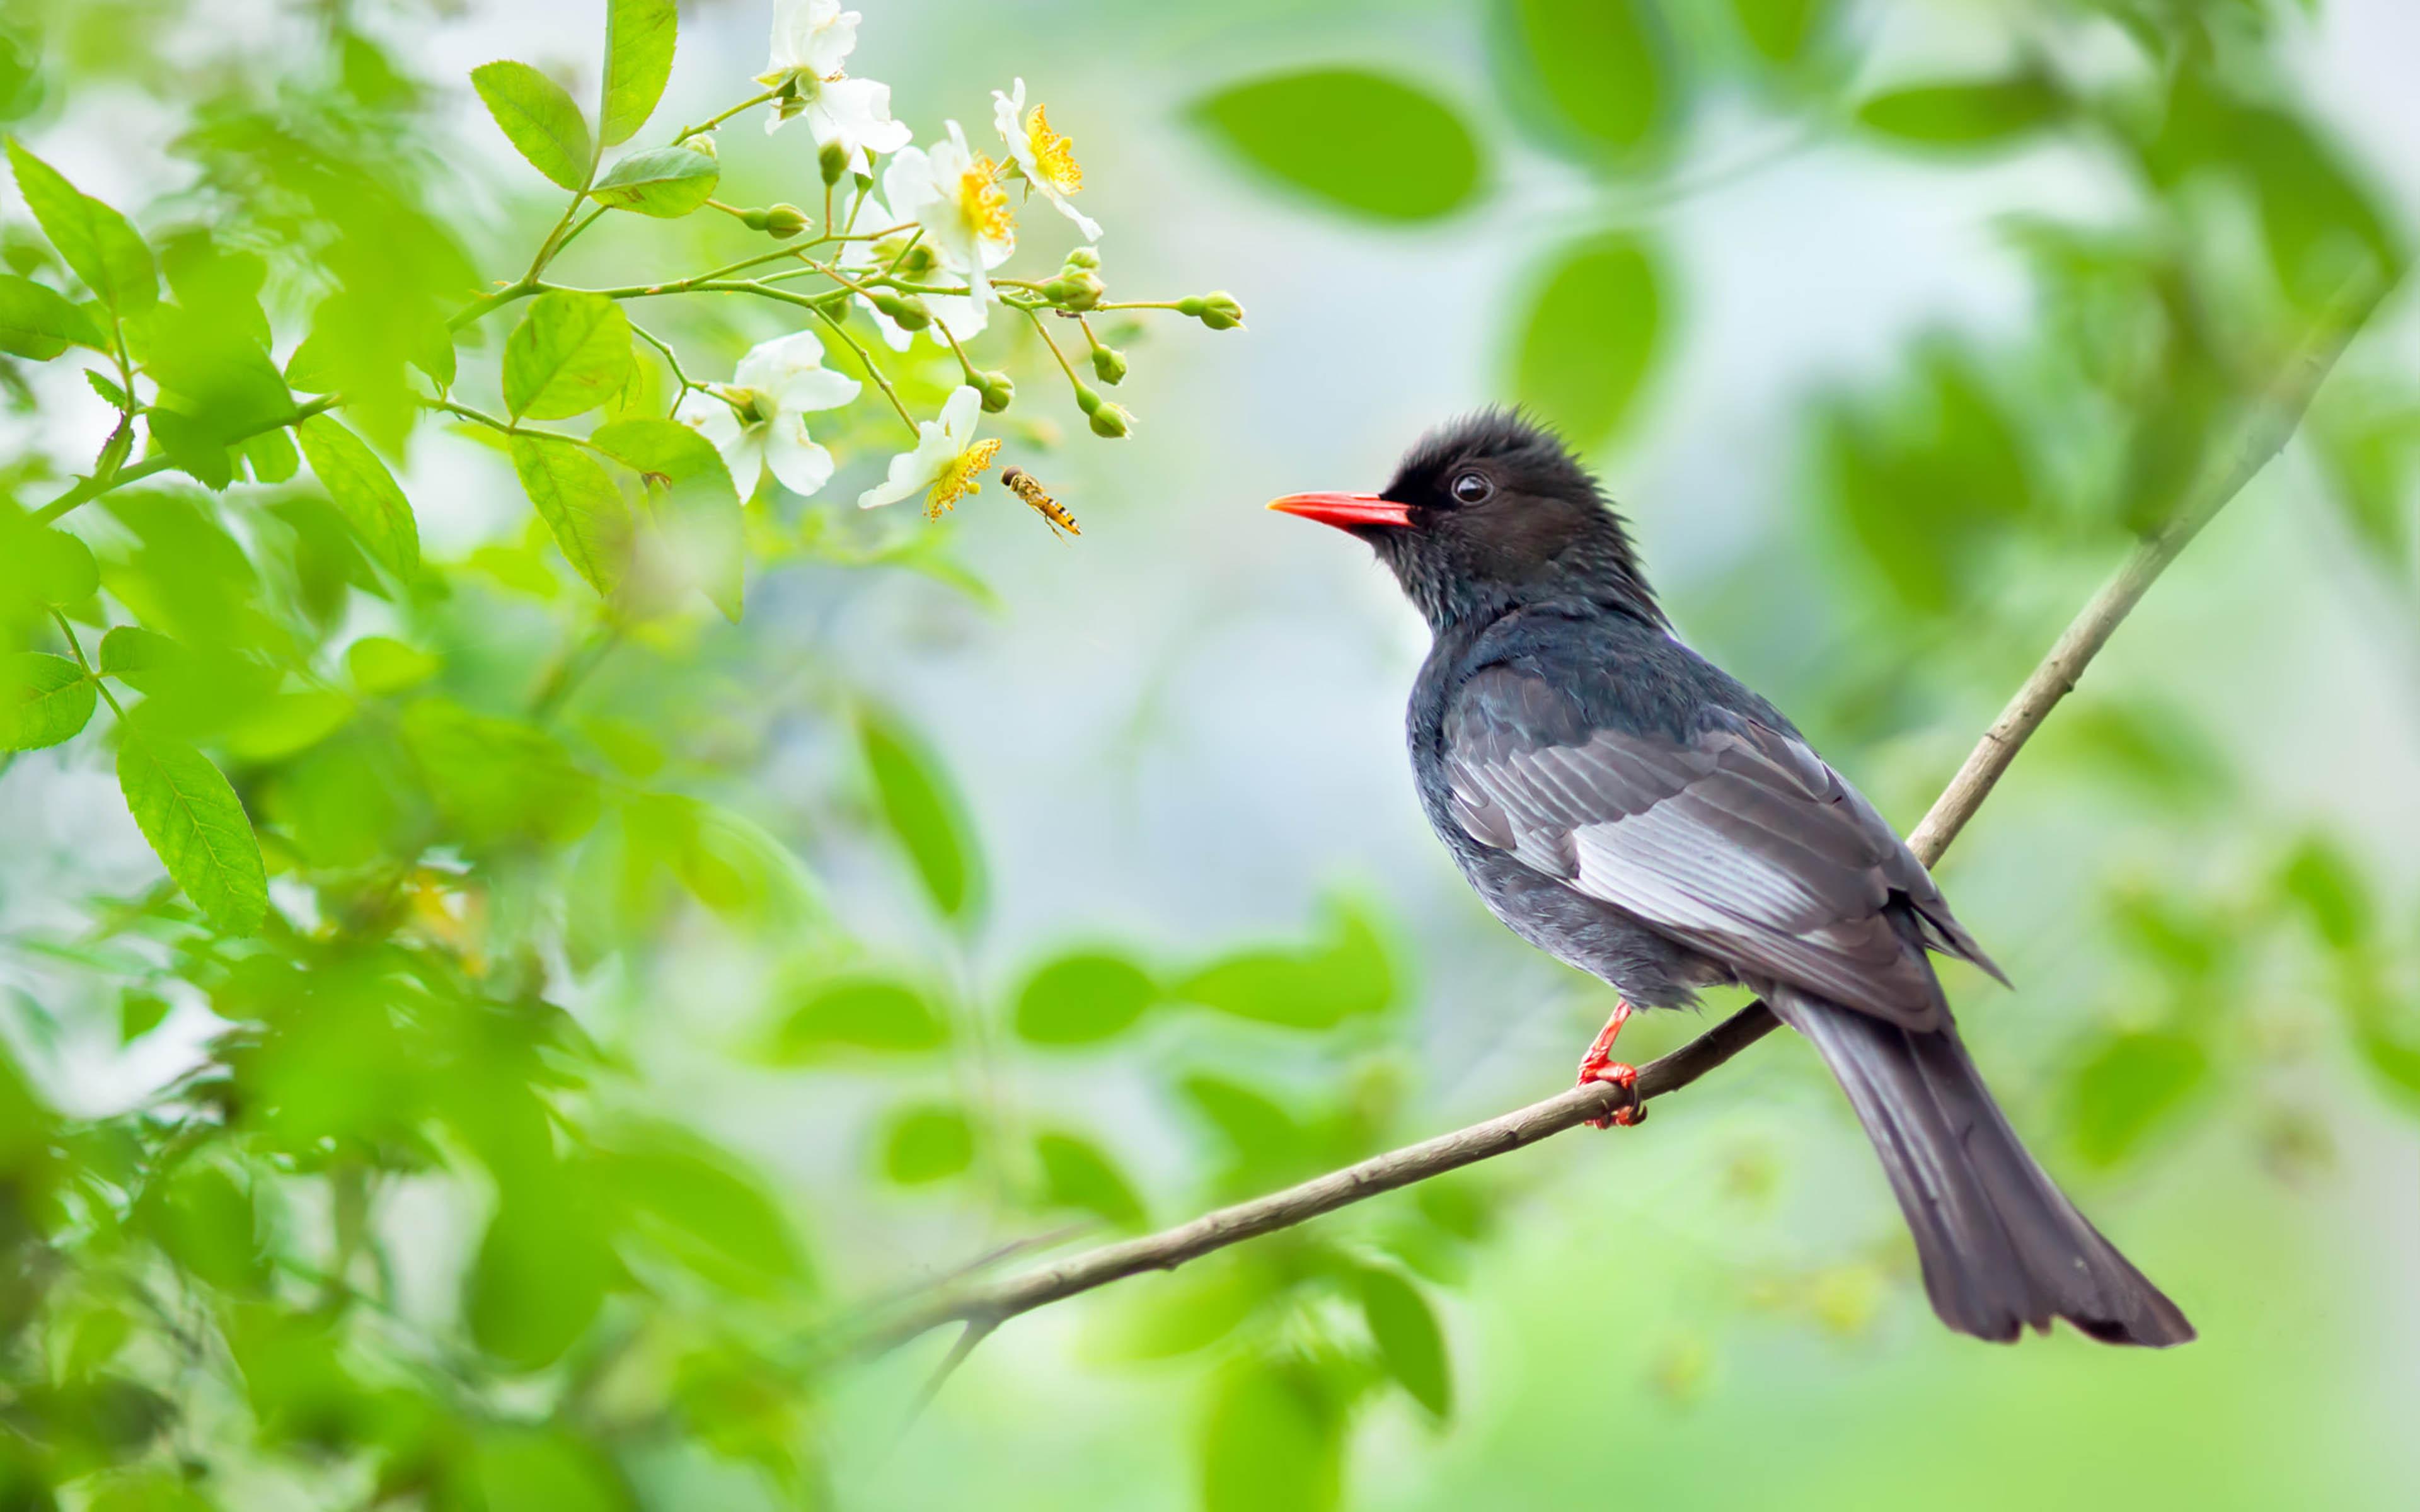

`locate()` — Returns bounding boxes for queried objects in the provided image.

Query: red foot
[1576,999,1645,1130]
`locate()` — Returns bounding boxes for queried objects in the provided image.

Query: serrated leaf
[115,732,267,935]
[84,368,128,410]
[1356,1266,1451,1418]
[471,60,594,191]
[880,1103,974,1185]
[2,651,95,750]
[1497,0,1669,159]
[344,636,439,694]
[591,416,742,617]
[0,272,104,358]
[466,1178,608,1370]
[596,1123,809,1297]
[1192,70,1480,223]
[97,626,181,685]
[1509,229,1664,448]
[588,146,719,218]
[1856,76,2066,148]
[857,704,982,920]
[1013,951,1158,1045]
[5,140,155,313]
[294,415,420,578]
[602,0,678,146]
[503,290,632,420]
[16,525,96,604]
[507,433,633,596]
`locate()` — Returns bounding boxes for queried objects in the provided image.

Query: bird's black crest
[1386,407,1600,507]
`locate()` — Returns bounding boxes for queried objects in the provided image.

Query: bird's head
[1269,408,1662,634]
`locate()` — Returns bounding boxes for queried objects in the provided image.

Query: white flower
[992,79,1099,241]
[758,0,910,163]
[858,386,999,516]
[837,191,991,352]
[681,331,860,496]
[882,122,1015,304]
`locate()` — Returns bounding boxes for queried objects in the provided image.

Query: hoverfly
[1000,466,1079,537]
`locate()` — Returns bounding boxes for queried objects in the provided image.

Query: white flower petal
[765,416,837,496]
[732,330,831,392]
[858,416,959,509]
[772,364,861,413]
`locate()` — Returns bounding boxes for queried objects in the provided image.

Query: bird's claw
[1578,1059,1644,1130]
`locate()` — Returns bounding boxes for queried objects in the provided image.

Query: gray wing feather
[1446,667,2003,1029]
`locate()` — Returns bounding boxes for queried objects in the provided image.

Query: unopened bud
[1044,270,1104,311]
[819,139,851,185]
[1090,344,1128,385]
[689,134,719,161]
[1073,384,1102,416]
[740,206,771,229]
[976,370,1015,412]
[1062,246,1102,272]
[763,203,810,238]
[1198,291,1244,330]
[871,291,931,331]
[1088,401,1132,438]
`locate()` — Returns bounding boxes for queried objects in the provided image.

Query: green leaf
[596,1125,809,1297]
[1013,951,1159,1045]
[401,698,600,847]
[344,636,439,694]
[471,60,594,192]
[1176,900,1397,1028]
[1035,1130,1145,1228]
[2279,837,2372,952]
[130,300,292,443]
[591,416,743,617]
[1200,1360,1342,1512]
[588,146,720,218]
[6,523,97,607]
[507,433,633,596]
[5,140,155,313]
[2,651,94,750]
[465,1179,609,1370]
[858,704,982,920]
[96,626,181,686]
[294,414,420,578]
[503,290,633,420]
[1509,230,1664,448]
[242,427,299,484]
[1356,1265,1451,1418]
[119,989,170,1044]
[602,0,679,146]
[2066,1030,2207,1168]
[771,976,948,1057]
[1496,0,1669,159]
[880,1103,974,1185]
[1856,76,2066,148]
[223,690,354,763]
[115,732,267,935]
[0,272,103,357]
[473,1427,630,1512]
[1729,0,1831,64]
[1192,69,1481,223]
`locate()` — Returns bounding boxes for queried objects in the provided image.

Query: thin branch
[856,267,2392,1360]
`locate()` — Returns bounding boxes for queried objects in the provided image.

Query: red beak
[1267,491,1415,530]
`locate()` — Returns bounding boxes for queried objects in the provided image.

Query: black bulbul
[1271,410,2193,1346]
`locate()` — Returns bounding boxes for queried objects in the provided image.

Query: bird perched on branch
[1270,410,2192,1346]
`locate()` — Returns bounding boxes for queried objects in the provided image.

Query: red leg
[1576,998,1644,1129]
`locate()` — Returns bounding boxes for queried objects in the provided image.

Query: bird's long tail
[1768,987,2196,1346]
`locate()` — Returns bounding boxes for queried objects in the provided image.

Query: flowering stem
[810,307,920,440]
[49,610,123,719]
[673,87,781,144]
[626,321,701,406]
[1023,307,1085,398]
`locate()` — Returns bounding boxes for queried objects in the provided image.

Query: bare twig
[859,269,2390,1360]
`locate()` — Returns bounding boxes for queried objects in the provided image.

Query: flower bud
[1090,344,1128,385]
[689,134,720,161]
[1198,291,1245,330]
[740,206,771,230]
[763,203,810,239]
[1044,270,1104,311]
[1062,246,1102,272]
[871,291,931,331]
[976,370,1015,412]
[1088,402,1133,438]
[819,139,851,185]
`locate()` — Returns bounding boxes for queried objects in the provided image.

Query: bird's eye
[1449,471,1493,504]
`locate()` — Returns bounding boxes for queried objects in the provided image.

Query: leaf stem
[33,394,343,525]
[812,307,920,439]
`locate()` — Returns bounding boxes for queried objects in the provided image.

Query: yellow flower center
[1027,105,1083,194]
[927,437,1002,518]
[957,156,1014,241]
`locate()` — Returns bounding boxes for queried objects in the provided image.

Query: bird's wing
[1444,665,2001,1029]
